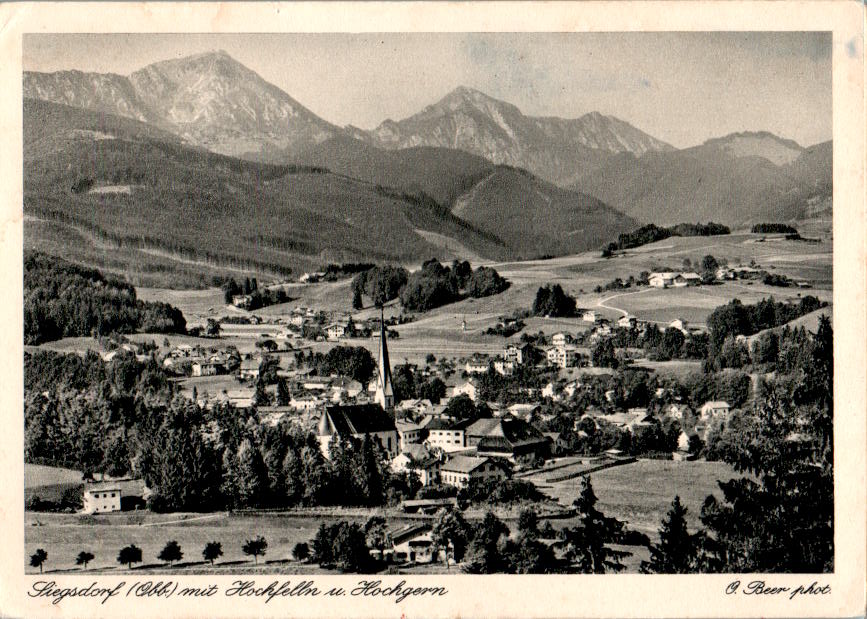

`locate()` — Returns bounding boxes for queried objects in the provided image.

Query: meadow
[25,459,743,574]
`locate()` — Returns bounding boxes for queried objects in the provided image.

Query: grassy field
[25,459,743,574]
[24,464,85,504]
[542,459,743,535]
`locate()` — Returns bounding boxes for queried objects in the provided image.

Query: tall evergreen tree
[235,438,268,508]
[558,477,630,573]
[640,496,697,573]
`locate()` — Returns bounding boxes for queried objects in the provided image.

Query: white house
[668,319,689,334]
[425,417,475,452]
[464,355,490,374]
[700,401,731,421]
[440,455,509,487]
[552,332,568,347]
[451,379,478,402]
[649,272,677,288]
[493,360,515,376]
[581,310,597,323]
[547,345,581,369]
[326,322,348,341]
[617,315,637,328]
[82,485,122,514]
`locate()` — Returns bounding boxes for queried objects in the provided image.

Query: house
[326,320,351,341]
[317,403,399,459]
[667,319,689,334]
[679,272,702,286]
[302,377,331,391]
[507,403,541,421]
[391,445,441,486]
[503,343,534,365]
[389,524,443,564]
[191,360,221,377]
[464,354,490,374]
[290,395,322,411]
[231,294,253,309]
[700,401,731,421]
[493,359,515,376]
[617,315,637,328]
[82,479,148,514]
[396,419,425,450]
[648,272,677,288]
[440,454,510,487]
[239,358,260,380]
[451,379,478,402]
[467,416,551,463]
[666,403,690,420]
[425,417,476,452]
[552,332,568,347]
[396,399,433,416]
[546,345,581,369]
[545,432,569,455]
[541,382,557,399]
[582,310,597,323]
[330,377,364,400]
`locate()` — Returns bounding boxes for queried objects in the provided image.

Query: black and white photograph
[3,3,865,617]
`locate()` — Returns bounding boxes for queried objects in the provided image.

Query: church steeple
[374,307,394,411]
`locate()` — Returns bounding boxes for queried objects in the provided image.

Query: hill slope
[366,86,673,186]
[452,166,638,258]
[23,100,509,287]
[571,132,832,227]
[296,135,495,207]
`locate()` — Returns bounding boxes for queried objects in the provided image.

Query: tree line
[602,222,730,256]
[351,259,509,312]
[24,251,186,345]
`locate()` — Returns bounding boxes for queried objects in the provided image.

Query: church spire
[374,306,394,411]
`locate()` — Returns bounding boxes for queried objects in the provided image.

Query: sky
[23,32,832,149]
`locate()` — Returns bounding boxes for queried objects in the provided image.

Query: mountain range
[22,50,831,285]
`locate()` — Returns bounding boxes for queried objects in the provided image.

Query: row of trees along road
[29,537,269,572]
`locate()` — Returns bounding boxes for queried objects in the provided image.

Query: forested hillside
[24,251,186,344]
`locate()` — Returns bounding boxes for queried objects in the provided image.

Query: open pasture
[24,511,418,574]
[543,459,743,534]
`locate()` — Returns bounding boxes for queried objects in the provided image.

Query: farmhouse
[389,523,443,564]
[649,272,677,288]
[82,479,148,514]
[191,360,221,376]
[467,416,550,463]
[451,379,478,402]
[667,319,689,334]
[700,401,731,421]
[317,403,399,459]
[617,315,637,328]
[391,445,442,487]
[440,455,510,487]
[493,359,515,376]
[581,310,597,322]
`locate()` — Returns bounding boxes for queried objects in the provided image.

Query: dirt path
[595,287,657,317]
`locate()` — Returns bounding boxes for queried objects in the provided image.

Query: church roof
[317,404,396,436]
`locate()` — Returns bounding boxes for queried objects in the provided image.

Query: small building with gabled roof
[440,454,510,487]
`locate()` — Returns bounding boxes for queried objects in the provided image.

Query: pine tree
[640,496,697,573]
[559,477,630,573]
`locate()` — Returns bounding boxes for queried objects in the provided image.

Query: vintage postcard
[0,2,864,618]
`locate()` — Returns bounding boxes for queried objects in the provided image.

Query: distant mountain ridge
[571,132,832,227]
[364,86,674,185]
[24,50,342,160]
[24,53,672,184]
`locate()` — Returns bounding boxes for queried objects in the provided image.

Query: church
[317,310,398,458]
